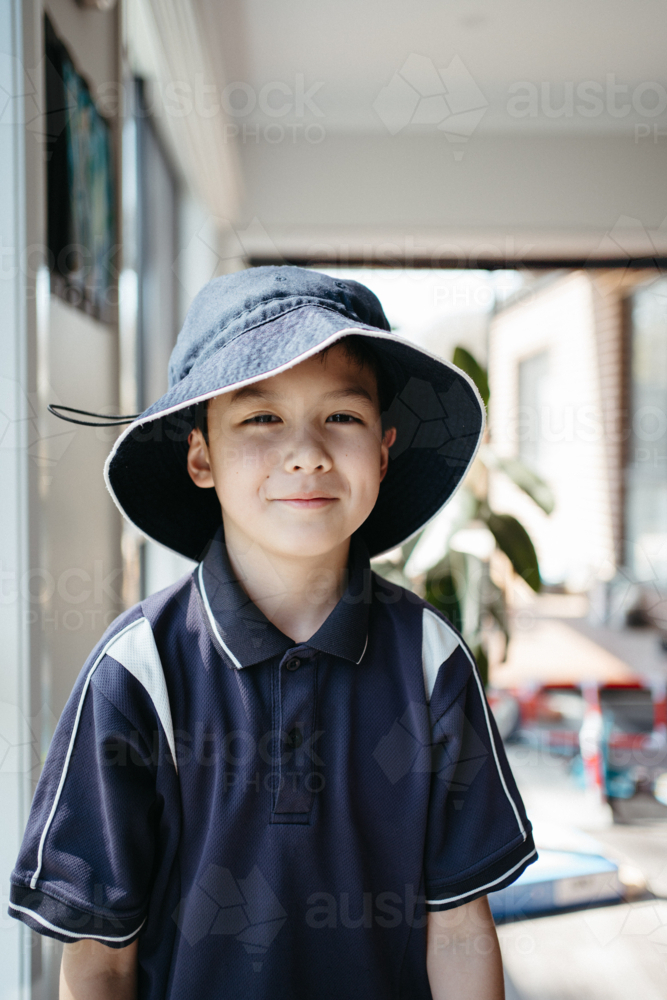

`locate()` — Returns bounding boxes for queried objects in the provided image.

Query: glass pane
[518,350,550,473]
[626,280,667,582]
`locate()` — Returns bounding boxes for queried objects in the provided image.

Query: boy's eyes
[243,414,280,424]
[242,413,362,425]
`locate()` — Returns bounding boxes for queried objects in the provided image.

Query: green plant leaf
[480,445,555,514]
[453,346,490,408]
[424,566,463,633]
[484,512,542,592]
[485,587,510,662]
[470,642,489,689]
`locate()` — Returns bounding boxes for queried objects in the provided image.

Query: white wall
[121,1,667,265]
[40,297,122,718]
[488,272,617,591]
[43,0,117,96]
[0,3,123,996]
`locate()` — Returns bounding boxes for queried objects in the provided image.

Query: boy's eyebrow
[228,385,376,405]
[228,385,278,404]
[322,386,375,404]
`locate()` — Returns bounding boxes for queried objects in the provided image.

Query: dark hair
[193,336,392,444]
[194,399,209,443]
[319,336,392,413]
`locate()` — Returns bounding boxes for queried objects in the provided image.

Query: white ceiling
[198,0,667,134]
[131,0,667,260]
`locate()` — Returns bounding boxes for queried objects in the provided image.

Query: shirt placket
[271,647,319,824]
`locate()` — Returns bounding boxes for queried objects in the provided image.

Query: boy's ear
[187,428,215,489]
[379,426,396,483]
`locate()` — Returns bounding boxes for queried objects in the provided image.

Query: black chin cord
[47,404,141,427]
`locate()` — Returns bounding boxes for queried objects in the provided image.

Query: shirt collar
[198,528,371,668]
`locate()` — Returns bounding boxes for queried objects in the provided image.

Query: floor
[498,746,667,1000]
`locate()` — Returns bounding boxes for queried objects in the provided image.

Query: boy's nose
[283,430,333,474]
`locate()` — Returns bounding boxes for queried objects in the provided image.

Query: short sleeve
[8,615,172,947]
[421,609,537,911]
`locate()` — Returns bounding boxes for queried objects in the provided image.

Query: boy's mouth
[275,492,338,509]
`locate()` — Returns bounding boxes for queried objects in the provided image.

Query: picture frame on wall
[44,15,116,322]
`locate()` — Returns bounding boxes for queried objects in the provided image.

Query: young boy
[9,267,536,999]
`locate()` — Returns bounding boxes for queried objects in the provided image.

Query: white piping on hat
[102,326,487,561]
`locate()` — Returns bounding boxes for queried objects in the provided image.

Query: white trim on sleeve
[426,846,537,906]
[9,902,146,942]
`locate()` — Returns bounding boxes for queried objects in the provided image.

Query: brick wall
[588,269,656,568]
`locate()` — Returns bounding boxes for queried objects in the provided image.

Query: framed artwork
[44,15,116,321]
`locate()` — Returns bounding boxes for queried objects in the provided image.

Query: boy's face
[186,344,396,561]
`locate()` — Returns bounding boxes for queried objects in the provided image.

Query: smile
[274,495,338,509]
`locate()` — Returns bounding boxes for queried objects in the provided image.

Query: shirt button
[287,727,303,748]
[285,657,301,671]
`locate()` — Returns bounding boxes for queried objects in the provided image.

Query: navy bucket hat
[104,266,486,561]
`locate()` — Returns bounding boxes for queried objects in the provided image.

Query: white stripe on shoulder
[458,641,527,841]
[421,608,527,842]
[30,617,177,891]
[422,608,460,702]
[31,618,145,889]
[105,617,177,774]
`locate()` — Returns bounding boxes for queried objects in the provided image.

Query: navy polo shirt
[10,530,536,999]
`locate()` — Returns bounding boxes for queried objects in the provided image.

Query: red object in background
[512,683,584,755]
[579,682,604,793]
[653,682,667,733]
[504,679,667,804]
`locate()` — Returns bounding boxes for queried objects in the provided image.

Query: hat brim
[104,305,486,561]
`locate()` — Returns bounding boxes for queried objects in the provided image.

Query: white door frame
[0,0,42,996]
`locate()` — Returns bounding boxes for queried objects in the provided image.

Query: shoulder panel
[105,618,177,773]
[422,608,460,702]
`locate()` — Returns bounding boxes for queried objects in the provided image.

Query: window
[625,280,667,583]
[518,350,550,474]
